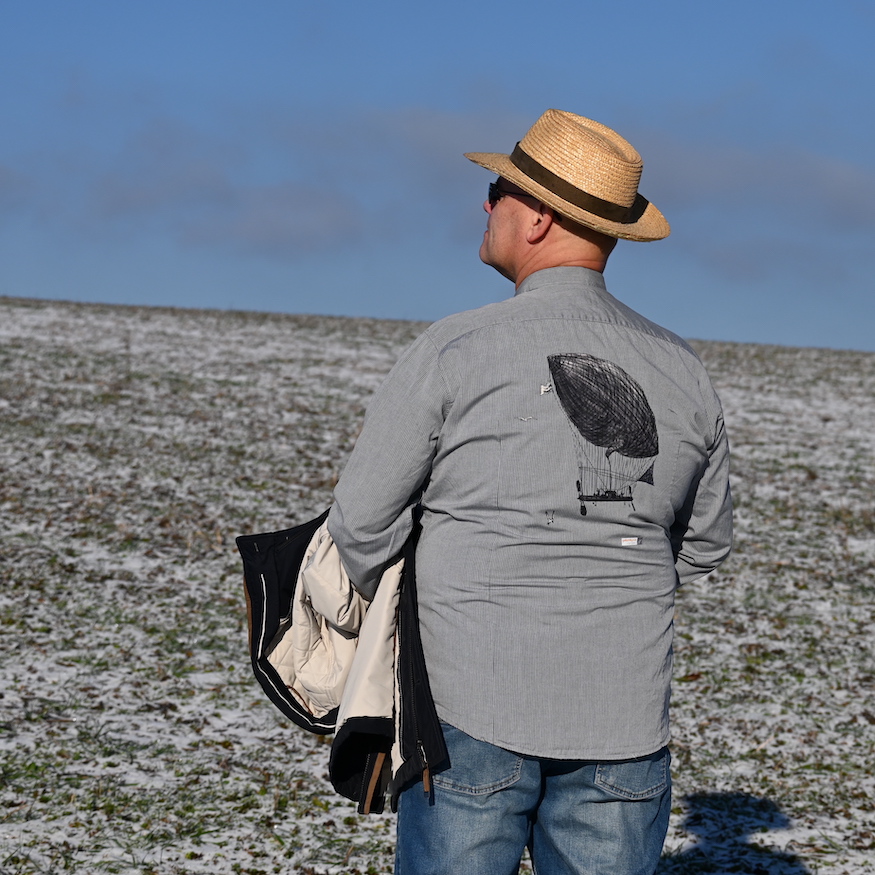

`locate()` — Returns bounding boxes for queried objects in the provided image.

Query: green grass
[1,301,873,873]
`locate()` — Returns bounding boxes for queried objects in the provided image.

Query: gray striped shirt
[329,267,732,759]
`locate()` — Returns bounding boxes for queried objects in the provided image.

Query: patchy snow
[1,298,873,874]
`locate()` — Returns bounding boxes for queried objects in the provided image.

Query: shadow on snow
[658,792,810,874]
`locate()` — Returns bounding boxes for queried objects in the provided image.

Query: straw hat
[465,109,669,242]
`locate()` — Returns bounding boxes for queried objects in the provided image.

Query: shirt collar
[514,266,609,299]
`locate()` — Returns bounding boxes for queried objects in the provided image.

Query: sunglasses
[488,182,540,208]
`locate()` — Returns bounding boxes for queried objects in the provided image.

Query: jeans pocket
[593,747,670,801]
[432,723,524,796]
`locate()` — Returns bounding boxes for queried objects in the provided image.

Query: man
[327,109,732,875]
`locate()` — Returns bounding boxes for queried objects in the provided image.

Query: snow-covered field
[1,296,872,874]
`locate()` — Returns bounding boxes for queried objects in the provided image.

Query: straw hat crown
[465,109,669,242]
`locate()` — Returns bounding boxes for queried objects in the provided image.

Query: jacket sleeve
[327,330,449,599]
[671,408,733,586]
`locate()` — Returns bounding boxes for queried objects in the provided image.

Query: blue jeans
[395,723,670,875]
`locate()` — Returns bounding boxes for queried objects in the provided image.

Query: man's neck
[514,254,607,289]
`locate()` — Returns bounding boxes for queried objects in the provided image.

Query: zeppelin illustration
[547,353,659,515]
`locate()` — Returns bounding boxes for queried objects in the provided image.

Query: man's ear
[526,205,556,244]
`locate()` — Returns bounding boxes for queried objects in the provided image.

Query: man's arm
[327,331,449,599]
[671,412,733,586]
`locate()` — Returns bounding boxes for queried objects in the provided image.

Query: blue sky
[1,1,873,350]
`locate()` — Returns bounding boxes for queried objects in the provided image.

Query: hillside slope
[1,297,873,874]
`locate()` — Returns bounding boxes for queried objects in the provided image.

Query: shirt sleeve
[327,330,449,599]
[671,409,733,586]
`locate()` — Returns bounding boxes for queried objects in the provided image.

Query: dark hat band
[510,143,633,223]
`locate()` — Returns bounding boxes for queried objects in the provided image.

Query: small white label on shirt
[621,537,642,547]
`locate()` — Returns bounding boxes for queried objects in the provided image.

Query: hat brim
[465,151,670,242]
